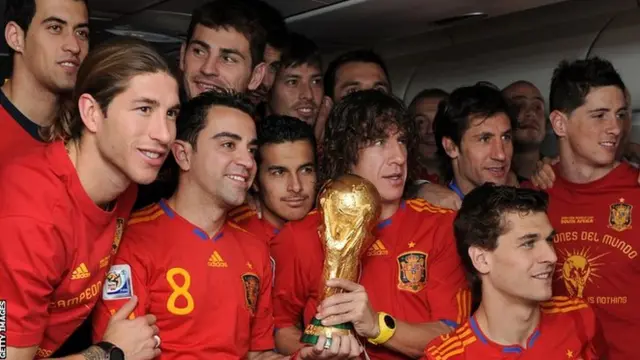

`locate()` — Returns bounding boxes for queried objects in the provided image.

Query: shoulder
[121,203,171,247]
[425,321,476,359]
[272,210,320,251]
[229,204,258,224]
[406,198,455,216]
[540,296,591,317]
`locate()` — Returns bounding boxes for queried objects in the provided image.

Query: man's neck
[558,144,619,184]
[475,290,540,348]
[168,178,227,235]
[380,200,400,221]
[67,138,131,207]
[3,65,60,127]
[451,172,475,197]
[261,206,285,229]
[513,148,541,180]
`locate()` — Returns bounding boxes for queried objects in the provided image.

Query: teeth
[227,175,245,182]
[142,151,161,159]
[533,273,551,279]
[60,62,76,68]
[601,142,616,147]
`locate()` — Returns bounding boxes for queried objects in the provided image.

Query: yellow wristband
[367,312,396,345]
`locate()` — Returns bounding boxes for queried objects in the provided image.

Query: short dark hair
[408,88,449,114]
[454,183,549,308]
[323,49,390,99]
[320,89,418,187]
[185,0,267,66]
[176,88,256,149]
[549,57,626,114]
[4,0,89,55]
[256,115,317,166]
[433,84,517,180]
[249,0,288,51]
[280,32,322,70]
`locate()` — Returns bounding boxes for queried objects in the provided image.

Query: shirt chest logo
[397,251,427,293]
[609,198,632,232]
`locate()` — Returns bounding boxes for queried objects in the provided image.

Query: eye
[222,142,235,150]
[137,106,151,114]
[301,166,315,174]
[271,169,284,176]
[223,55,238,63]
[373,139,385,146]
[76,29,89,40]
[479,135,491,143]
[502,133,513,141]
[192,47,206,57]
[346,87,358,95]
[248,147,257,156]
[285,79,298,86]
[521,240,535,249]
[312,78,322,85]
[167,109,179,120]
[374,85,389,93]
[48,24,62,34]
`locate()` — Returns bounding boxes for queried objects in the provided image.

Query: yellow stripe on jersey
[456,288,472,325]
[128,209,165,225]
[227,221,250,234]
[406,199,453,214]
[233,210,257,223]
[229,204,252,218]
[540,296,588,314]
[130,203,161,218]
[427,324,476,360]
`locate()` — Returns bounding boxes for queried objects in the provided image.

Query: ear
[247,62,267,91]
[171,140,193,172]
[5,21,25,54]
[442,136,460,159]
[468,246,491,276]
[179,42,187,72]
[77,94,103,134]
[549,110,568,138]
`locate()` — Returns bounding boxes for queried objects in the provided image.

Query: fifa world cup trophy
[300,174,381,346]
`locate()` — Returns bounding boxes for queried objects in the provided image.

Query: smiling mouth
[531,271,553,280]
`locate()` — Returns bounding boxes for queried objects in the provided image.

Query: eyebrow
[298,162,315,169]
[518,233,540,242]
[42,17,89,30]
[212,132,242,141]
[588,108,611,114]
[134,97,160,107]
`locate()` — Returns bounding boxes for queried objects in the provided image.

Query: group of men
[0,0,637,359]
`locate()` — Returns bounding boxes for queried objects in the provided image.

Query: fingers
[452,197,462,211]
[320,314,351,327]
[326,278,362,292]
[347,335,362,358]
[317,302,352,321]
[111,296,138,321]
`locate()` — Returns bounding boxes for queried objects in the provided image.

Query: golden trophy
[300,174,381,346]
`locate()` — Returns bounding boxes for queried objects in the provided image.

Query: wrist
[367,312,397,346]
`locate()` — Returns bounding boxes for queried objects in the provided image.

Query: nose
[490,138,507,162]
[606,113,623,137]
[62,33,82,55]
[149,112,174,145]
[236,148,256,171]
[299,82,312,100]
[200,55,220,76]
[387,139,406,166]
[540,239,558,266]
[288,173,303,193]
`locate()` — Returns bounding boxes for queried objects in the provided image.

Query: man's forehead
[336,62,386,81]
[192,25,250,52]
[467,113,511,131]
[505,83,542,100]
[262,141,315,161]
[282,63,322,77]
[34,0,88,23]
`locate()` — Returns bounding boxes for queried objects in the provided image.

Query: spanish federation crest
[112,218,125,255]
[397,251,427,293]
[609,198,632,232]
[241,273,260,315]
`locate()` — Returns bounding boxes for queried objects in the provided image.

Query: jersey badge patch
[103,264,133,300]
[241,273,260,315]
[609,198,632,232]
[397,251,427,293]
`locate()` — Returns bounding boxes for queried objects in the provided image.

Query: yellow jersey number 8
[166,267,195,315]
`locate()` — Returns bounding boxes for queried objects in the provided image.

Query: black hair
[323,49,390,99]
[248,0,288,51]
[454,183,549,311]
[408,88,449,114]
[279,32,322,71]
[433,83,517,180]
[185,0,267,66]
[177,87,256,149]
[549,57,626,114]
[320,89,418,187]
[256,115,317,166]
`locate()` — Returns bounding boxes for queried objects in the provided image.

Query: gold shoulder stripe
[456,288,472,325]
[128,209,164,225]
[228,221,250,234]
[308,209,318,216]
[540,302,588,314]
[427,325,476,360]
[130,204,161,218]
[229,204,252,218]
[540,296,587,309]
[233,210,257,223]
[407,198,428,206]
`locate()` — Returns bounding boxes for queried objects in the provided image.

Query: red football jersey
[271,199,471,360]
[92,200,275,359]
[539,163,640,360]
[230,204,280,245]
[0,89,46,163]
[424,297,601,360]
[0,141,137,358]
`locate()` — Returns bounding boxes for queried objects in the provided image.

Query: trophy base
[300,317,353,346]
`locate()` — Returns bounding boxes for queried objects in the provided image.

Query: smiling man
[232,115,317,244]
[180,0,266,98]
[0,0,89,162]
[425,184,603,359]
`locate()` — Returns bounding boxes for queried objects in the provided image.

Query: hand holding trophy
[300,174,381,347]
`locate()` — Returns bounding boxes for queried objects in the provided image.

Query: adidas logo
[71,263,91,280]
[367,240,389,256]
[208,251,228,268]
